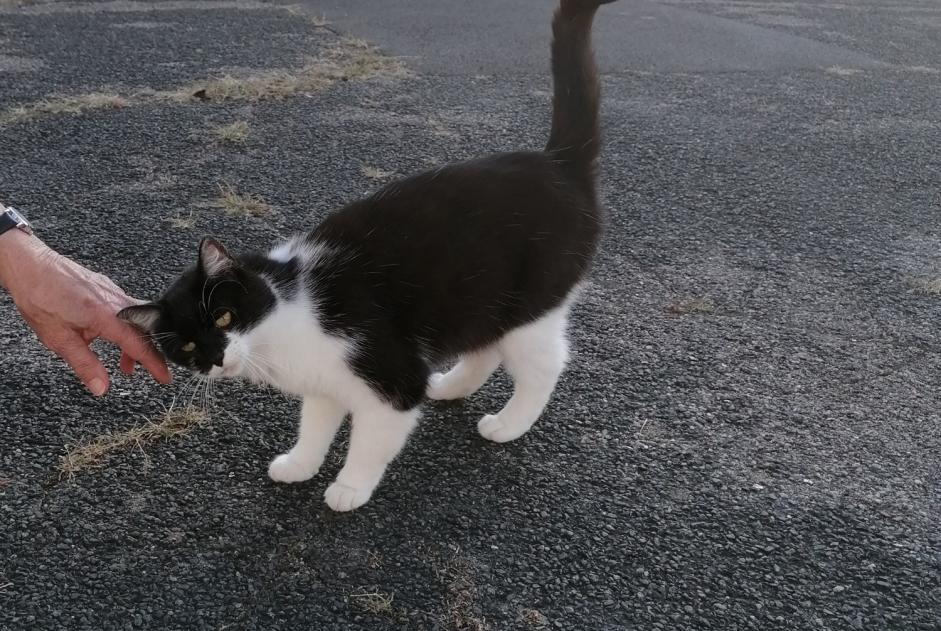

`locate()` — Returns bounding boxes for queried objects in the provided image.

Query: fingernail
[89,378,106,396]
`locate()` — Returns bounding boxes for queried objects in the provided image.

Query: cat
[120,0,616,512]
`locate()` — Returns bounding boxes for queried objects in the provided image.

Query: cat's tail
[545,0,616,193]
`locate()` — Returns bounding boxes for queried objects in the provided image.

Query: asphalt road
[1,1,939,629]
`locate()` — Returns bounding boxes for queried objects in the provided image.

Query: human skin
[0,226,170,395]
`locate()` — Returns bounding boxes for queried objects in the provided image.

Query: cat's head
[119,238,275,378]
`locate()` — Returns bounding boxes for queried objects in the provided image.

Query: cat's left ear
[199,237,236,277]
[118,303,162,333]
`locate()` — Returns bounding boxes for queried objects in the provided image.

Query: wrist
[0,228,50,293]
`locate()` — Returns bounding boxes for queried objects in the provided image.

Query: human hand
[0,229,171,395]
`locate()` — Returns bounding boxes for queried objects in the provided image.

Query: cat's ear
[118,303,162,333]
[199,237,236,277]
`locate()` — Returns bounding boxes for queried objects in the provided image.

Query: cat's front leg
[269,396,347,483]
[323,404,419,512]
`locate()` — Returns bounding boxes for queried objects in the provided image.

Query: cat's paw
[268,454,318,483]
[426,372,470,401]
[478,414,532,443]
[324,481,373,512]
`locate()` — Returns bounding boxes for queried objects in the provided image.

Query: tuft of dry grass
[210,120,250,144]
[168,38,406,103]
[166,210,197,229]
[519,608,549,628]
[666,297,715,315]
[908,276,941,295]
[435,549,490,631]
[361,164,396,181]
[284,5,329,27]
[366,550,384,569]
[59,406,208,478]
[210,183,272,217]
[349,591,398,617]
[0,92,128,126]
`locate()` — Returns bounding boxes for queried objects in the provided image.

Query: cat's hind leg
[269,396,347,483]
[426,347,501,401]
[478,305,569,443]
[324,404,419,512]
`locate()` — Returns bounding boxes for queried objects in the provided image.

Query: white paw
[268,453,318,483]
[426,372,469,400]
[477,414,532,443]
[324,481,374,512]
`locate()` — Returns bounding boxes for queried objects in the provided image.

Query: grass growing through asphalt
[435,549,490,631]
[350,591,405,620]
[210,183,272,217]
[361,164,396,181]
[210,120,250,144]
[59,406,208,478]
[0,92,128,126]
[0,38,407,125]
[283,5,330,27]
[908,276,941,294]
[519,608,549,628]
[170,38,406,103]
[167,210,197,229]
[667,296,716,315]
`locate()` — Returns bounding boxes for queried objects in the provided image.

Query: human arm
[0,218,170,395]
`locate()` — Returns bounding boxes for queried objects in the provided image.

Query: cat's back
[311,151,599,251]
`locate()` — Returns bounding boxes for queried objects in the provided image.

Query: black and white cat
[121,0,616,511]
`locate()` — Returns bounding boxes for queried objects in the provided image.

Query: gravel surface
[1,1,939,629]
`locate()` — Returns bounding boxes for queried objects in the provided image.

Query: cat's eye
[214,310,233,329]
[181,342,196,353]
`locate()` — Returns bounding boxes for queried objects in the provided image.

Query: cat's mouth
[207,361,241,379]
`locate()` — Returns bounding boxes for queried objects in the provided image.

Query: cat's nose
[211,353,225,368]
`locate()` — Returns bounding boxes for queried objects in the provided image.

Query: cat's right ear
[199,237,236,277]
[118,304,162,333]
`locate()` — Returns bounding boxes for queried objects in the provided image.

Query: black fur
[121,0,614,410]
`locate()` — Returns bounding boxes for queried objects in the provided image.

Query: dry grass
[667,296,715,315]
[908,276,941,295]
[519,608,549,628]
[210,120,250,144]
[435,550,490,631]
[210,183,272,217]
[0,38,405,125]
[284,5,329,27]
[366,551,384,569]
[361,164,396,181]
[167,210,197,229]
[170,38,405,103]
[0,92,128,126]
[59,406,208,478]
[349,591,398,618]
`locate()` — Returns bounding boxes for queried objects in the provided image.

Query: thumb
[55,335,110,396]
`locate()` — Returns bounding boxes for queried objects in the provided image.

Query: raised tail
[545,0,615,192]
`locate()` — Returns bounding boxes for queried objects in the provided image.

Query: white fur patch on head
[268,236,335,267]
[268,240,296,263]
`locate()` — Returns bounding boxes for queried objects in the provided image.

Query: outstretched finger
[119,350,136,375]
[56,334,110,396]
[101,318,171,384]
